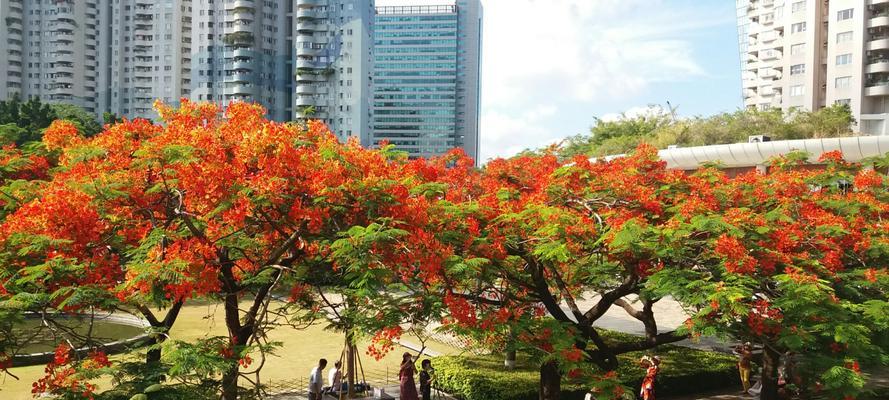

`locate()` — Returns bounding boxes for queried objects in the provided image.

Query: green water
[12,317,145,354]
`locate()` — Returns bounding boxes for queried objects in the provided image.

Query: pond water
[13,316,146,354]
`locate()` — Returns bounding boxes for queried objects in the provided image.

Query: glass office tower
[372,1,481,161]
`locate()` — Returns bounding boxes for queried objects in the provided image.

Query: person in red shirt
[639,355,661,400]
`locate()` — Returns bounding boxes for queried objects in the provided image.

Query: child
[419,359,434,400]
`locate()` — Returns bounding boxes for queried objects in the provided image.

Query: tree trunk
[140,301,183,368]
[504,349,516,369]
[539,360,561,400]
[221,364,239,400]
[760,345,781,400]
[347,341,356,398]
[505,327,516,369]
[145,341,161,364]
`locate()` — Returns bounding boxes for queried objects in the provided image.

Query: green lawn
[1,301,465,399]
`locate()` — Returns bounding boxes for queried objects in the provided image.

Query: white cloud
[479,107,564,164]
[599,105,668,123]
[378,0,737,162]
[473,0,734,161]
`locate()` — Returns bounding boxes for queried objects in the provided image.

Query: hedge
[432,337,738,400]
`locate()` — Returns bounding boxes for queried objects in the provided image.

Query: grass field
[1,301,464,399]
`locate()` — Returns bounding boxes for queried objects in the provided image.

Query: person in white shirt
[308,358,327,400]
[328,361,343,393]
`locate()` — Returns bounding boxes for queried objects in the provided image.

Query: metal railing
[376,5,456,15]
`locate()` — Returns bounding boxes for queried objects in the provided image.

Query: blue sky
[377,0,742,162]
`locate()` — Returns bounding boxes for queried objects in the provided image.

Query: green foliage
[51,104,103,137]
[558,104,856,158]
[433,339,737,400]
[222,32,254,45]
[0,95,102,145]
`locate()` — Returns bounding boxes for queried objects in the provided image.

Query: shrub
[433,340,738,400]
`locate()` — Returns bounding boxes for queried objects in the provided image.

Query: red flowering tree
[0,101,464,399]
[647,151,889,400]
[30,344,111,399]
[0,126,58,382]
[382,146,721,399]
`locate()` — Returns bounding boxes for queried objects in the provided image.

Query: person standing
[735,342,754,392]
[639,355,660,400]
[308,358,327,400]
[399,352,420,400]
[419,359,434,400]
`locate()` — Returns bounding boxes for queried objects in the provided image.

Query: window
[837,9,853,21]
[835,76,852,88]
[790,64,805,75]
[791,22,806,34]
[791,1,806,13]
[837,31,853,43]
[836,53,853,65]
[789,85,805,96]
[790,43,805,55]
[835,99,851,106]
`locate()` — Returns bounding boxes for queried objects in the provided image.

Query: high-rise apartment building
[0,0,481,159]
[294,0,375,144]
[737,0,889,135]
[1,0,106,114]
[104,0,193,120]
[372,0,481,160]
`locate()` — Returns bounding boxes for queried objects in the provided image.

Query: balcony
[868,37,889,51]
[296,46,323,57]
[135,69,155,79]
[867,59,889,73]
[869,14,889,29]
[760,50,781,61]
[228,9,255,22]
[296,59,325,70]
[296,0,328,7]
[865,82,889,96]
[295,95,318,107]
[296,9,320,19]
[295,72,326,83]
[223,31,254,45]
[225,71,252,83]
[6,18,23,31]
[225,23,253,35]
[297,21,322,32]
[231,48,254,59]
[296,84,328,95]
[870,0,889,6]
[296,34,328,45]
[226,84,256,95]
[229,60,254,70]
[51,20,77,32]
[48,84,73,95]
[226,0,255,10]
[51,52,75,63]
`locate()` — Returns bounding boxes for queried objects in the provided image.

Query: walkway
[268,386,457,400]
[664,390,749,400]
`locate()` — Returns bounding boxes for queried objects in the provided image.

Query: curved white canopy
[597,136,889,170]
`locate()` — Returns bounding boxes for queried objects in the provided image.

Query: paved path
[664,390,749,400]
[268,386,457,400]
[560,294,733,353]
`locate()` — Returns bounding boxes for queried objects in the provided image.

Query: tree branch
[583,276,639,322]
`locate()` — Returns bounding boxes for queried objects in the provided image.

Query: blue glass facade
[372,4,474,159]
